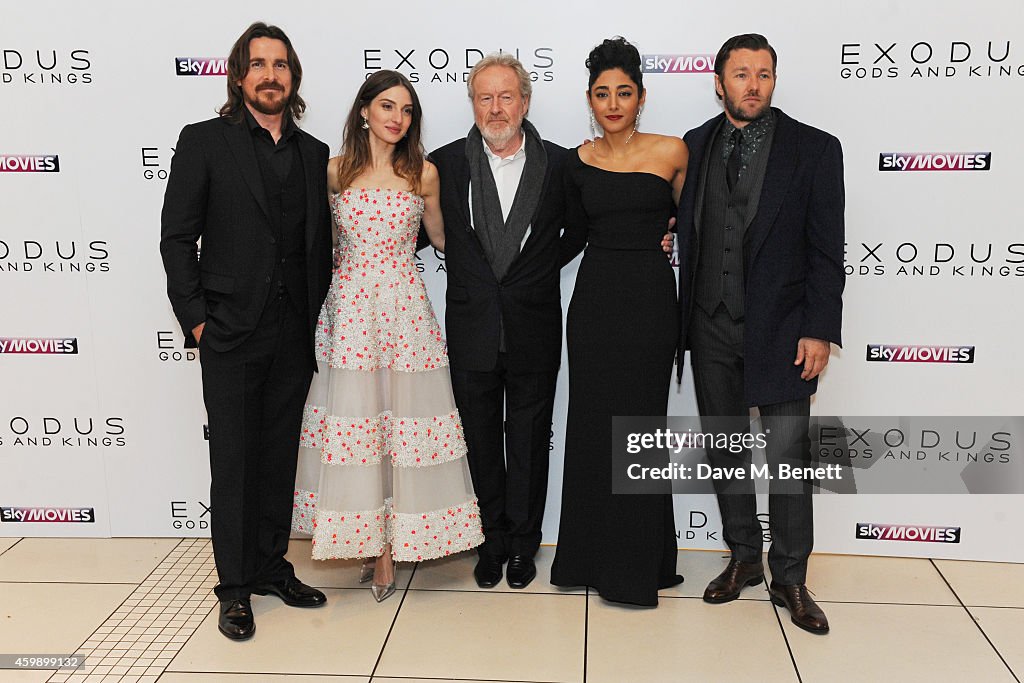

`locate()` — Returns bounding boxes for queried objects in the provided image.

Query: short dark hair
[586,36,644,92]
[714,33,777,80]
[219,22,306,122]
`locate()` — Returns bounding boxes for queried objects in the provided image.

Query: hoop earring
[626,105,643,145]
[361,116,369,130]
[588,109,597,149]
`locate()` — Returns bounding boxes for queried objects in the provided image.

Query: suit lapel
[745,109,796,264]
[694,116,724,237]
[297,131,322,255]
[456,155,472,230]
[222,119,270,219]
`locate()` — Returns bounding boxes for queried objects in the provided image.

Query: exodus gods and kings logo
[0,239,111,274]
[1,48,92,85]
[363,46,555,84]
[844,240,1024,278]
[840,39,1022,80]
[0,415,126,448]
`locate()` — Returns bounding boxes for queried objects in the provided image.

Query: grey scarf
[466,119,547,282]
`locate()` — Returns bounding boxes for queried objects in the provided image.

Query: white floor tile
[804,554,958,604]
[587,596,796,683]
[782,602,1015,682]
[934,559,1024,607]
[159,674,369,682]
[373,679,538,683]
[0,582,133,653]
[971,607,1024,678]
[0,671,51,683]
[407,544,583,594]
[375,590,585,682]
[0,538,179,583]
[168,588,397,676]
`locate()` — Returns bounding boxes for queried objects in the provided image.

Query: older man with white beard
[429,54,567,589]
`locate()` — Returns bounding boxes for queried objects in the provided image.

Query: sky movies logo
[856,522,960,543]
[879,152,991,171]
[642,54,715,74]
[866,345,974,363]
[0,155,59,172]
[175,57,228,76]
[1,507,95,523]
[0,337,78,354]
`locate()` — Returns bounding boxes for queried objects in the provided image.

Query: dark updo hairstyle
[586,36,644,92]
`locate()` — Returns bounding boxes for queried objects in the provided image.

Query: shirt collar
[244,105,297,142]
[482,131,527,164]
[722,108,774,143]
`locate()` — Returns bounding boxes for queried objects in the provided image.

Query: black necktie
[726,128,743,191]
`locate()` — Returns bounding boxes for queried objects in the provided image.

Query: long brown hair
[218,22,306,122]
[336,70,425,195]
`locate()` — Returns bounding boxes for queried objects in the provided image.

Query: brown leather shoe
[703,558,765,603]
[769,581,830,634]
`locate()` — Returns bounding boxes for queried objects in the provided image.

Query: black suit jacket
[677,108,845,406]
[160,115,332,358]
[430,137,568,373]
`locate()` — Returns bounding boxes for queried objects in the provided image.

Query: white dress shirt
[469,132,532,250]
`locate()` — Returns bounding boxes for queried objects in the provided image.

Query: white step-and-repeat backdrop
[2,0,1022,562]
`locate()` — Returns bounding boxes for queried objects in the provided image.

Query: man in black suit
[160,22,332,640]
[676,34,845,633]
[429,54,567,590]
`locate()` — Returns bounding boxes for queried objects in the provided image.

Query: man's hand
[661,217,676,254]
[192,322,205,344]
[794,337,831,380]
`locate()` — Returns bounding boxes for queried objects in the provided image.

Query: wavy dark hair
[336,70,425,195]
[586,36,644,92]
[218,22,306,122]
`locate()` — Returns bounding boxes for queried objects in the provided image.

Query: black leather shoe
[251,577,326,607]
[218,598,255,640]
[473,554,505,588]
[703,559,765,603]
[506,555,537,589]
[769,581,830,634]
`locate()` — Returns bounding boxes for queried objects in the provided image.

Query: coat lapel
[745,109,797,264]
[694,116,724,238]
[297,131,322,255]
[221,119,270,219]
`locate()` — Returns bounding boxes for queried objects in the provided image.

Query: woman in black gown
[550,37,689,606]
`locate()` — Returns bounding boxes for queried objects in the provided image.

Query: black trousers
[689,302,814,585]
[449,353,557,559]
[199,296,313,601]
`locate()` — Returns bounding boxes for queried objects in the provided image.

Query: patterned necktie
[726,128,743,191]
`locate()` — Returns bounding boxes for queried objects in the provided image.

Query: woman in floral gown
[292,70,483,601]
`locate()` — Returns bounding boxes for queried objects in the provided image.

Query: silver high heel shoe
[358,560,375,584]
[371,579,396,603]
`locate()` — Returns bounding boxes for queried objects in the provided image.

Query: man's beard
[480,120,520,149]
[247,86,288,116]
[724,91,770,122]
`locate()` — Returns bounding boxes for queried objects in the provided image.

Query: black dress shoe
[506,555,537,589]
[251,577,326,607]
[703,558,765,603]
[218,598,255,640]
[473,554,505,588]
[769,581,830,634]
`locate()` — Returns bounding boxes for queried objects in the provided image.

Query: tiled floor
[0,538,1020,682]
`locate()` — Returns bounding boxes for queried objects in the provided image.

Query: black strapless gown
[550,149,682,606]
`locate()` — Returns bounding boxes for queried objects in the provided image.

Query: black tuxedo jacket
[160,115,332,357]
[676,108,845,406]
[430,137,568,373]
